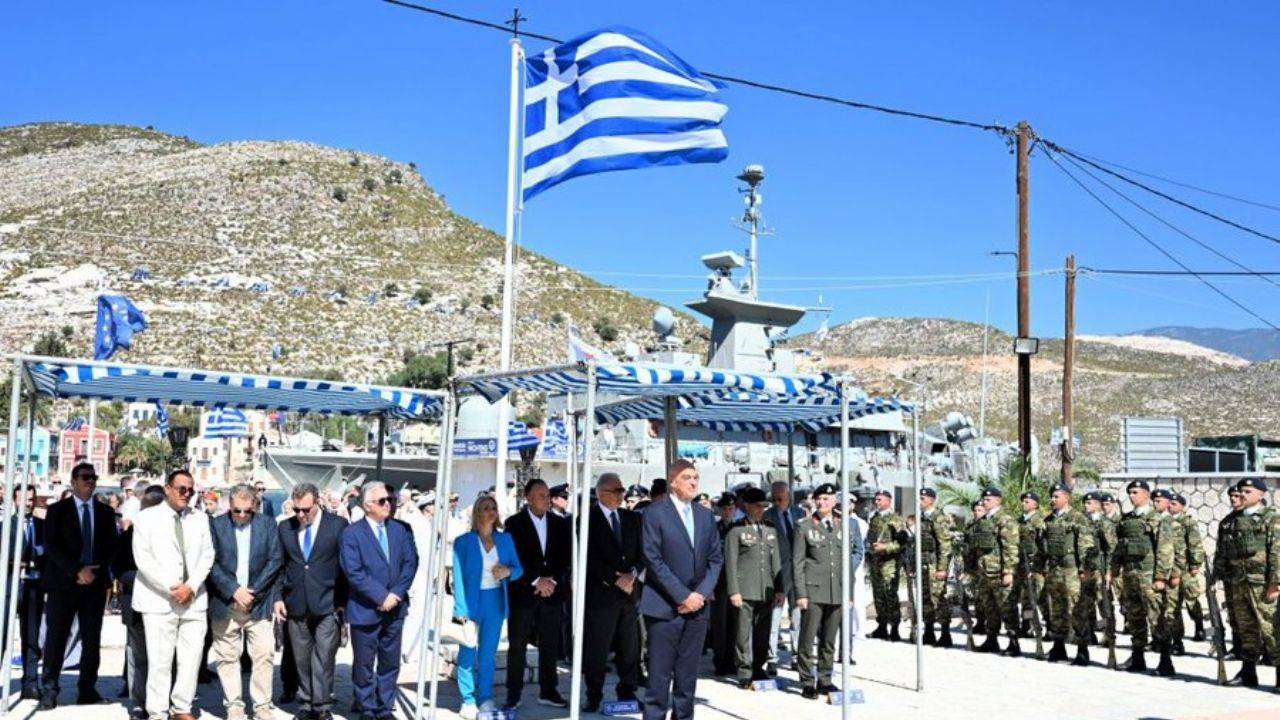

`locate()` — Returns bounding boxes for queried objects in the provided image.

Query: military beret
[1050,483,1071,496]
[1020,491,1040,503]
[1152,488,1174,500]
[972,500,984,509]
[874,489,893,499]
[1227,486,1242,496]
[549,484,570,499]
[716,492,737,507]
[1126,480,1150,492]
[1173,494,1188,506]
[1102,493,1117,503]
[1236,477,1269,492]
[981,487,1002,499]
[740,487,768,504]
[1083,491,1101,502]
[919,487,937,498]
[812,483,838,497]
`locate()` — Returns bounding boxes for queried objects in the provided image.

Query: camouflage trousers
[869,556,901,623]
[1117,568,1175,651]
[977,573,1013,637]
[1172,570,1204,639]
[1044,565,1085,642]
[1226,581,1277,664]
[921,562,951,626]
[1004,570,1047,634]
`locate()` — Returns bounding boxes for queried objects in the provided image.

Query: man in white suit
[132,469,215,720]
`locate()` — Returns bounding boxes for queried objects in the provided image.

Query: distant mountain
[1137,326,1280,362]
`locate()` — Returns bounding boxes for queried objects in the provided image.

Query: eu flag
[93,294,148,361]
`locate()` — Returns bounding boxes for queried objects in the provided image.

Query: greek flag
[522,27,728,201]
[203,407,248,439]
[93,294,148,361]
[155,403,170,439]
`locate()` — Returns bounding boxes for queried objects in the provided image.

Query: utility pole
[427,337,476,377]
[1015,121,1034,473]
[1061,255,1076,486]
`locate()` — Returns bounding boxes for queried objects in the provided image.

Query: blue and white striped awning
[458,362,836,403]
[24,358,445,421]
[594,391,913,433]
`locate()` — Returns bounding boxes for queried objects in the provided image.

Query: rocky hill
[0,122,703,381]
[1139,325,1280,362]
[801,316,1280,472]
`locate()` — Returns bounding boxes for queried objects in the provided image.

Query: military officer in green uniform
[793,483,864,699]
[1221,485,1244,661]
[1006,491,1046,655]
[968,487,1019,654]
[1168,493,1206,651]
[1080,491,1116,646]
[964,500,988,636]
[1039,483,1095,664]
[917,487,954,647]
[1214,478,1279,688]
[725,487,785,688]
[866,490,906,641]
[1152,489,1187,661]
[1111,480,1177,675]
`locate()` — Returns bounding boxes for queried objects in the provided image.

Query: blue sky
[8,1,1280,337]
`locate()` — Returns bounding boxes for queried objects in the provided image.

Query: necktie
[302,523,313,560]
[682,504,695,545]
[175,513,189,583]
[79,502,92,564]
[610,511,622,544]
[823,518,832,533]
[377,522,390,561]
[783,511,793,540]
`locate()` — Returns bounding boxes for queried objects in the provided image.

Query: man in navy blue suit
[639,459,724,720]
[339,481,418,720]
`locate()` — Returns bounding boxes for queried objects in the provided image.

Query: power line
[1042,148,1279,331]
[1044,141,1280,246]
[1062,149,1280,213]
[1083,267,1280,277]
[378,0,1009,135]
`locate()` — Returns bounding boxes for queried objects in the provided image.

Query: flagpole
[86,399,98,474]
[494,30,525,518]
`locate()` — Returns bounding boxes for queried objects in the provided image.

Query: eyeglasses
[294,505,316,515]
[173,486,195,496]
[599,488,624,495]
[75,475,99,483]
[230,509,253,516]
[372,497,392,506]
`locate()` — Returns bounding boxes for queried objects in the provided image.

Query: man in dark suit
[339,481,418,720]
[639,459,724,720]
[582,472,643,712]
[765,481,803,673]
[504,478,572,709]
[274,482,348,720]
[113,483,166,720]
[208,483,284,720]
[39,461,119,709]
[7,485,45,700]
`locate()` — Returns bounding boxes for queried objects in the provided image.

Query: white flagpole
[494,34,525,519]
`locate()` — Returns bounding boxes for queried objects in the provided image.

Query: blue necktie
[79,502,92,564]
[377,523,390,561]
[681,504,695,546]
[302,523,313,560]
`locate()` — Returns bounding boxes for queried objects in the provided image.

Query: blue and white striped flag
[203,408,248,439]
[155,403,170,439]
[507,421,540,451]
[522,27,728,201]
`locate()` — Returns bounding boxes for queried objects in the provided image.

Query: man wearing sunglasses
[132,469,216,720]
[39,461,120,710]
[208,484,284,720]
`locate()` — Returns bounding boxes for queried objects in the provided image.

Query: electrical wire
[1042,148,1279,331]
[1060,148,1280,213]
[1083,267,1280,277]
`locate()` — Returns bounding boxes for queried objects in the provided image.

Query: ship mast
[736,165,766,298]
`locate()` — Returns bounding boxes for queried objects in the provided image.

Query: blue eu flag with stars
[93,294,148,361]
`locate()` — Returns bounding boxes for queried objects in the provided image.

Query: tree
[517,407,544,428]
[60,325,74,339]
[332,186,348,203]
[413,287,433,305]
[388,351,449,390]
[303,367,344,382]
[592,317,618,342]
[32,331,68,357]
[480,293,496,310]
[114,433,170,474]
[383,282,400,297]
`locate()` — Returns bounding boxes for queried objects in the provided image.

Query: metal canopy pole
[912,407,924,691]
[426,396,460,720]
[569,362,597,720]
[838,382,851,720]
[663,395,678,474]
[0,359,25,716]
[416,395,454,720]
[374,414,387,484]
[0,384,36,706]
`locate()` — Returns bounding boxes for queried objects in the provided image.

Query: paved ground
[8,616,1280,720]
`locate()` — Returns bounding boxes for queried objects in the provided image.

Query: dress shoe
[1228,661,1259,687]
[766,662,778,677]
[737,678,753,689]
[538,691,569,708]
[20,686,40,701]
[77,690,105,705]
[582,699,601,713]
[817,682,839,694]
[129,708,148,720]
[277,692,298,705]
[315,711,335,720]
[866,623,888,640]
[800,686,819,699]
[37,694,57,711]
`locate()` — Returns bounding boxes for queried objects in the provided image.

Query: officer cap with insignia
[1020,491,1040,503]
[919,487,937,498]
[1083,491,1101,502]
[971,500,984,510]
[874,489,893,500]
[716,492,736,507]
[1152,488,1174,500]
[1173,493,1188,506]
[625,484,648,500]
[1227,485,1242,496]
[549,484,570,499]
[1236,477,1269,492]
[1126,479,1151,492]
[1049,483,1071,496]
[739,486,768,504]
[981,487,1002,499]
[812,483,838,497]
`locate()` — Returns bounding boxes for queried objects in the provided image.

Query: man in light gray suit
[765,481,803,674]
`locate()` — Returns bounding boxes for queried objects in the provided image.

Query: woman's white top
[479,535,501,589]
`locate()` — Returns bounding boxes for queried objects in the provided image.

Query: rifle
[949,550,976,650]
[1021,550,1045,659]
[1102,571,1118,670]
[1203,554,1229,685]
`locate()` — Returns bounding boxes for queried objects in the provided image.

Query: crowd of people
[3,459,1273,720]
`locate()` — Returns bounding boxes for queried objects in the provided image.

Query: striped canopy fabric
[594,390,913,433]
[203,407,249,439]
[25,359,445,421]
[458,362,836,404]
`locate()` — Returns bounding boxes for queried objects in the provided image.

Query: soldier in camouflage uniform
[1038,483,1096,664]
[725,487,785,688]
[1152,489,1186,663]
[965,500,988,636]
[1102,492,1126,632]
[968,488,1019,654]
[1214,478,1279,688]
[1005,491,1046,655]
[1110,480,1178,675]
[866,490,906,642]
[1222,485,1244,660]
[1080,491,1116,646]
[1168,494,1205,651]
[917,488,954,647]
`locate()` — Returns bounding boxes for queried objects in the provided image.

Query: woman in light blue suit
[452,494,523,719]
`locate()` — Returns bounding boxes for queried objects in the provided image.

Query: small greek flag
[155,403,170,439]
[522,27,728,201]
[203,408,248,439]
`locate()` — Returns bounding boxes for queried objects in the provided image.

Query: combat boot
[922,624,937,646]
[1171,638,1185,656]
[975,634,1000,654]
[1087,631,1097,646]
[1071,643,1090,666]
[973,618,988,636]
[1047,639,1068,662]
[1155,649,1175,677]
[1121,649,1146,672]
[1227,661,1259,688]
[888,623,902,642]
[1001,637,1021,657]
[1019,619,1032,638]
[866,623,888,640]
[1191,617,1205,642]
[937,627,953,648]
